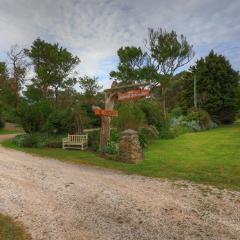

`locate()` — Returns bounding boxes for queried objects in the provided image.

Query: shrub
[170,106,183,118]
[0,113,5,130]
[159,128,176,139]
[110,129,120,142]
[185,108,211,129]
[88,130,100,151]
[170,108,217,134]
[12,133,64,148]
[16,100,53,133]
[137,100,164,132]
[12,134,38,147]
[113,102,146,130]
[171,125,191,137]
[138,125,159,148]
[2,107,19,123]
[43,109,75,134]
[103,141,118,155]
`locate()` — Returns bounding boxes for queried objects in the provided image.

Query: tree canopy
[25,38,80,104]
[181,50,239,124]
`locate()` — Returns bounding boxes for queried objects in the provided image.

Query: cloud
[0,0,239,87]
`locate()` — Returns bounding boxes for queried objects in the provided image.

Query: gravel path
[0,135,239,240]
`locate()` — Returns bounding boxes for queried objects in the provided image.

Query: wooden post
[99,92,115,152]
[98,81,149,152]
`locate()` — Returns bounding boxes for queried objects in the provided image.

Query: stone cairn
[118,129,142,164]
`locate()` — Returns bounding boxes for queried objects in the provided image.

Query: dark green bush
[170,106,183,118]
[103,141,118,155]
[138,125,159,148]
[159,128,176,139]
[0,112,5,130]
[88,130,100,151]
[185,108,212,129]
[12,133,64,148]
[110,129,120,142]
[137,100,164,132]
[13,134,38,147]
[43,109,75,134]
[16,100,53,133]
[171,125,191,137]
[113,102,146,130]
[2,107,19,123]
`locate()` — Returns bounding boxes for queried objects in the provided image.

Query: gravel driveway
[0,135,239,240]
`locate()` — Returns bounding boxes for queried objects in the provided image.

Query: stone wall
[118,129,142,164]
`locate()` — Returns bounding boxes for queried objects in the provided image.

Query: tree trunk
[13,63,19,106]
[99,93,115,152]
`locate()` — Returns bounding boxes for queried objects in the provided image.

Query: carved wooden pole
[99,92,115,152]
[98,81,149,152]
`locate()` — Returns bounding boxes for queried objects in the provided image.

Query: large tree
[181,50,239,124]
[7,45,27,105]
[79,76,102,99]
[25,38,80,104]
[145,28,194,122]
[110,46,153,85]
[110,28,194,123]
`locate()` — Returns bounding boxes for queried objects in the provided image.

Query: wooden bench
[62,134,88,150]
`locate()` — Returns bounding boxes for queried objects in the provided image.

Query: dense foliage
[0,31,239,154]
[12,133,64,148]
[181,51,239,124]
[113,102,146,130]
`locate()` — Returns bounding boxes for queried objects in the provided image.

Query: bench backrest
[68,134,88,143]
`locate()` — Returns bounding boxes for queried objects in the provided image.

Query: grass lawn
[2,123,240,191]
[0,214,31,240]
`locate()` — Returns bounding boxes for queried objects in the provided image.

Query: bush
[138,125,159,148]
[12,133,64,148]
[0,113,5,130]
[13,134,38,147]
[185,108,212,129]
[159,128,176,139]
[103,141,118,155]
[113,102,146,130]
[16,100,53,133]
[88,130,100,151]
[43,109,75,134]
[110,129,120,142]
[2,107,19,123]
[170,106,183,118]
[170,108,217,135]
[137,100,164,132]
[171,125,191,137]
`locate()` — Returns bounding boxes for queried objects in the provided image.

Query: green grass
[2,123,240,190]
[0,214,31,240]
[0,129,23,135]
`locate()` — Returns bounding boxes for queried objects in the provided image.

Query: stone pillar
[118,129,142,164]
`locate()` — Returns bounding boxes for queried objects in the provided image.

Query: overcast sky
[0,0,240,87]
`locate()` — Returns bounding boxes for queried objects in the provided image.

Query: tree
[25,38,80,105]
[181,51,239,124]
[145,28,194,122]
[110,29,194,124]
[79,76,102,100]
[7,45,27,105]
[0,62,8,91]
[110,47,152,84]
[0,61,18,116]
